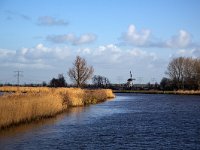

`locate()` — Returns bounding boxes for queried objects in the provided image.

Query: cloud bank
[0,43,162,72]
[166,30,191,48]
[1,41,199,83]
[121,24,194,49]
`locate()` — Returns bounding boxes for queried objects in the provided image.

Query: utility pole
[14,71,23,86]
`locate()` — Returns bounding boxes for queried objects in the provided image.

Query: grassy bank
[114,90,200,95]
[0,87,115,129]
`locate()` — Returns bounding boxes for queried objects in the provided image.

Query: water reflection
[0,106,85,139]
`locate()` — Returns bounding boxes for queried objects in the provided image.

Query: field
[0,86,115,129]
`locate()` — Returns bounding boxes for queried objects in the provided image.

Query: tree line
[3,55,198,90]
[47,56,200,90]
[161,57,200,90]
[49,56,110,88]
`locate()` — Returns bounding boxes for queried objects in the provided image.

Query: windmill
[127,71,135,88]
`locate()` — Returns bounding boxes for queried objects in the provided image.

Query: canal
[0,93,200,149]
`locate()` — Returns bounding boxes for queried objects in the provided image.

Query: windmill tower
[127,71,135,88]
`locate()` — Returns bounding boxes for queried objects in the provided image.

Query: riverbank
[114,90,200,95]
[0,87,115,129]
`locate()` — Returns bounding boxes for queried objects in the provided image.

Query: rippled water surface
[1,93,200,150]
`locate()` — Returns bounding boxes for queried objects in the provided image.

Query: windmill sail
[130,71,132,78]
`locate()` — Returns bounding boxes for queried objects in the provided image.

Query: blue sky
[0,0,200,84]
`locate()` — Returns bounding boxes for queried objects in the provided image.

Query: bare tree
[166,57,185,89]
[194,58,200,89]
[166,57,200,90]
[92,75,110,88]
[68,56,94,87]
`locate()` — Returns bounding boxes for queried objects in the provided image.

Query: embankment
[0,87,115,129]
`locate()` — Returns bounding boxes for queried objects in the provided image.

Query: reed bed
[0,87,115,129]
[0,86,50,93]
[84,89,115,104]
[176,90,200,95]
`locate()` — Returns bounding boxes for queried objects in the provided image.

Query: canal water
[0,93,200,149]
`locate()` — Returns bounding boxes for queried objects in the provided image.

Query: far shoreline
[113,90,200,96]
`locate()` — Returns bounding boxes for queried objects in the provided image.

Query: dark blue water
[0,93,200,150]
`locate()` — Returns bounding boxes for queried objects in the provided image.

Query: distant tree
[49,74,67,87]
[68,56,94,87]
[42,81,47,87]
[147,82,151,89]
[49,78,57,87]
[57,74,66,87]
[166,57,185,89]
[194,58,200,89]
[160,77,171,90]
[92,75,110,88]
[166,57,200,90]
[154,82,159,90]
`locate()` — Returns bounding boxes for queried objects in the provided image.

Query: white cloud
[77,48,91,54]
[92,44,121,56]
[175,48,200,58]
[37,16,68,26]
[0,44,71,69]
[77,44,160,68]
[0,48,16,57]
[19,44,71,60]
[166,30,191,48]
[47,33,97,45]
[1,62,52,69]
[120,25,196,50]
[74,34,96,45]
[121,24,151,46]
[129,48,147,57]
[77,44,123,63]
[0,43,167,83]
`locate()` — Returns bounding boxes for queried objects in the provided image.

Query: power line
[14,71,23,86]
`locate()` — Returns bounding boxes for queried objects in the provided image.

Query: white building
[127,71,135,88]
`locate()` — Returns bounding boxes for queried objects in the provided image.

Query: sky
[0,0,200,84]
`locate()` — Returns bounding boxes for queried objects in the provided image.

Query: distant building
[127,71,135,88]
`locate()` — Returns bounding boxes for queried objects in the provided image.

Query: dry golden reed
[0,87,115,129]
[176,90,200,95]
